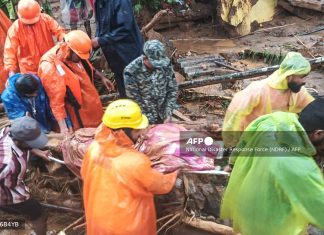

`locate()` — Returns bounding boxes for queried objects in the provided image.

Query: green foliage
[133,0,162,13]
[240,49,286,65]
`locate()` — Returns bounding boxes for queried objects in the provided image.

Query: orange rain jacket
[81,124,177,235]
[38,43,103,130]
[0,10,11,93]
[4,13,65,74]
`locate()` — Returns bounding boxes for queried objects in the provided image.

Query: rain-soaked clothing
[0,10,11,93]
[4,13,65,74]
[38,43,103,131]
[221,112,324,235]
[124,55,178,124]
[81,124,177,235]
[1,73,54,133]
[222,52,314,147]
[94,0,144,97]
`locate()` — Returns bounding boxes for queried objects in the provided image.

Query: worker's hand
[31,149,51,162]
[102,77,115,92]
[92,37,100,50]
[95,70,115,91]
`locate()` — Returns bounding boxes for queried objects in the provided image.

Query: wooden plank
[172,110,193,122]
[285,0,324,12]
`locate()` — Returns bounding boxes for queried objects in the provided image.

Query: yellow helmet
[103,99,149,129]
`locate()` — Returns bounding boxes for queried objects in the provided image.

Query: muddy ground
[0,2,323,235]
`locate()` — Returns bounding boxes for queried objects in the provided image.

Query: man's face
[14,140,32,151]
[309,130,324,156]
[69,51,81,63]
[24,90,38,97]
[143,56,154,70]
[287,74,308,93]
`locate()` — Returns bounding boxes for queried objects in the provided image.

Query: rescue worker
[1,73,58,133]
[92,0,144,97]
[0,117,49,235]
[221,98,324,235]
[81,99,177,235]
[222,52,314,149]
[38,30,114,135]
[4,0,65,76]
[0,9,11,93]
[124,40,178,124]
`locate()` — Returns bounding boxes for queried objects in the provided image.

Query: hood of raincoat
[93,123,134,157]
[221,112,323,235]
[266,52,311,90]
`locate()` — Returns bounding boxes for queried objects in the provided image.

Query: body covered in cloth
[62,123,217,177]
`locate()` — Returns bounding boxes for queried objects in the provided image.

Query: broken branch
[293,35,315,58]
[157,213,181,234]
[73,222,86,230]
[213,60,242,72]
[60,216,84,233]
[141,10,170,35]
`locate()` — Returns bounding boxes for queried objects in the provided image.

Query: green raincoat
[221,112,324,235]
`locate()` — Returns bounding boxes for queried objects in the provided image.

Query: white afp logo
[186,137,214,146]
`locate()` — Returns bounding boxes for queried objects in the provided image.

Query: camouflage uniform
[124,40,178,124]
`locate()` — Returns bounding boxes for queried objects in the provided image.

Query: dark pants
[1,199,47,235]
[114,72,126,98]
[103,49,129,98]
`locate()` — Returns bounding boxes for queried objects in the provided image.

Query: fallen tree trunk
[179,56,324,89]
[141,9,170,35]
[284,0,324,12]
[183,216,234,235]
[154,4,213,31]
[99,57,324,101]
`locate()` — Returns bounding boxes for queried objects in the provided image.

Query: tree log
[141,10,170,35]
[178,56,324,90]
[284,0,324,12]
[183,216,234,235]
